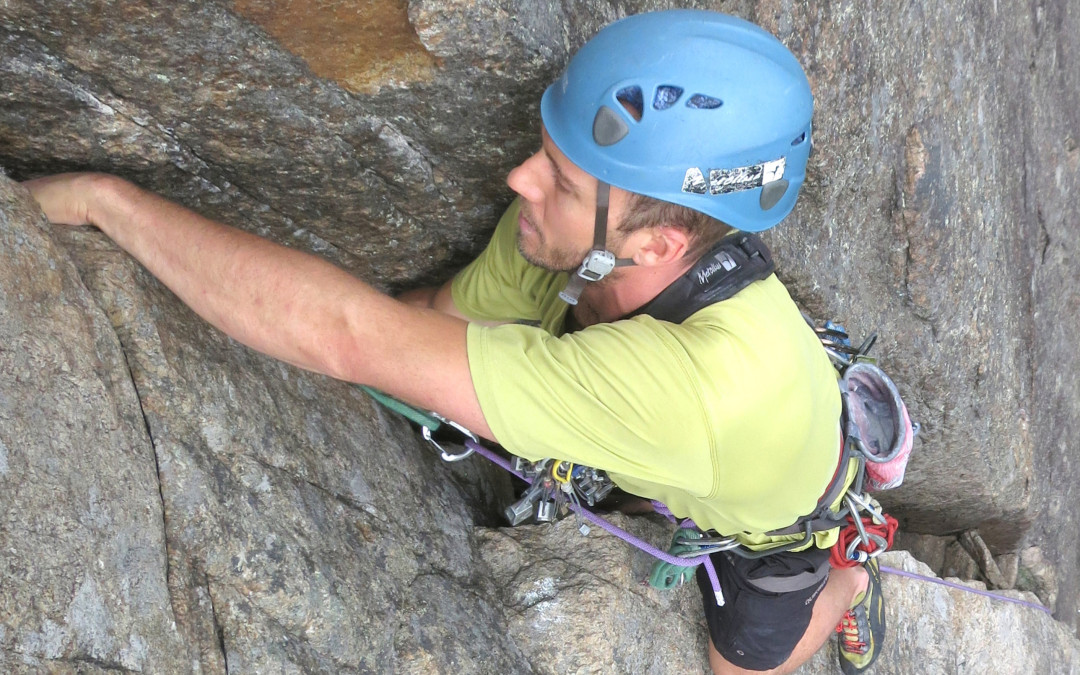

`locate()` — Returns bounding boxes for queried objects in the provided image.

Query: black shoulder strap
[627,232,775,324]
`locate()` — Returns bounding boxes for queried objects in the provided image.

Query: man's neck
[571,258,696,327]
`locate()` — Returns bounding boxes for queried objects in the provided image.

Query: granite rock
[0,176,526,673]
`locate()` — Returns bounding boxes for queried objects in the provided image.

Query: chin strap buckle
[560,180,632,306]
[559,249,617,304]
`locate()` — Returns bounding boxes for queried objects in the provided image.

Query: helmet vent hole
[686,94,723,109]
[653,85,683,110]
[616,86,644,121]
[791,132,807,146]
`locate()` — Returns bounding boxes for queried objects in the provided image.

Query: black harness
[628,231,775,324]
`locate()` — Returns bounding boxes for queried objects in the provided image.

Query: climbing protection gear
[503,457,613,529]
[819,321,915,565]
[541,10,813,233]
[360,385,476,462]
[836,556,886,674]
[830,513,899,569]
[361,384,1052,619]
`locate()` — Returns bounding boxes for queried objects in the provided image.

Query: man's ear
[630,227,691,267]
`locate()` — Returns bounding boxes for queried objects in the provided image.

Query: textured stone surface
[741,0,1080,630]
[476,514,709,674]
[960,530,1012,590]
[0,181,188,670]
[475,522,1080,675]
[1019,545,1060,610]
[233,0,439,94]
[867,551,1080,675]
[755,1,1040,544]
[2,174,1079,666]
[0,177,526,672]
[3,0,1080,666]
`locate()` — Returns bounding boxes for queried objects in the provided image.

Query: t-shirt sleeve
[451,199,563,323]
[467,317,716,495]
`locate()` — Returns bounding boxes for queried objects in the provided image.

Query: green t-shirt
[454,200,844,548]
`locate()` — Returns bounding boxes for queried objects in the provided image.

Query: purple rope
[650,500,698,531]
[651,500,677,522]
[463,441,1051,615]
[880,566,1053,615]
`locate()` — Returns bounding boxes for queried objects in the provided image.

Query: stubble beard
[516,206,587,273]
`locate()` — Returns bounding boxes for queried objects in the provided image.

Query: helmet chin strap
[559,181,635,305]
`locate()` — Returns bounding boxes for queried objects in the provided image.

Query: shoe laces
[836,609,868,654]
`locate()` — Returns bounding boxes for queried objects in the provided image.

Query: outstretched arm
[23,173,496,440]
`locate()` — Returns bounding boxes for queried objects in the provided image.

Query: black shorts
[695,547,831,671]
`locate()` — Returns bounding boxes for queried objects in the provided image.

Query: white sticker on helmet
[681,157,786,196]
[681,167,708,194]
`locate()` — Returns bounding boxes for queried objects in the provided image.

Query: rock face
[0,177,527,671]
[2,0,1080,670]
[0,169,189,671]
[481,521,1080,675]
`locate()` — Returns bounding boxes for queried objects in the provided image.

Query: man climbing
[25,10,883,674]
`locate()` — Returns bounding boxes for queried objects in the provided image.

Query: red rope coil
[830,512,899,568]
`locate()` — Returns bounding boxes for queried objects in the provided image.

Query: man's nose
[507,151,547,203]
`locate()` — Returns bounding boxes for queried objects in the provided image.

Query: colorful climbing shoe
[836,557,884,674]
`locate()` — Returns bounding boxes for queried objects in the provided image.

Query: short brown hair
[618,192,733,260]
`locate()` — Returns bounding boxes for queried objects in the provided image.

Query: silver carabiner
[846,532,889,562]
[422,412,478,462]
[678,535,739,548]
[676,544,738,558]
[845,490,887,525]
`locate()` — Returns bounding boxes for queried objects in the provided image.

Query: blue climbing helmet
[541,10,813,233]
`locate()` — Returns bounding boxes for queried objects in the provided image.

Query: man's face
[507,127,628,273]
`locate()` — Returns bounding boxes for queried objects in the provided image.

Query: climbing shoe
[836,557,884,674]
